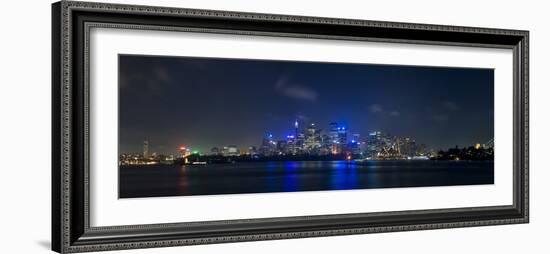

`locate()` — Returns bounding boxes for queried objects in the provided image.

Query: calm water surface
[119,160,493,198]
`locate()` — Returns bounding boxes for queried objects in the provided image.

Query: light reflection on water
[280,161,361,192]
[119,160,494,198]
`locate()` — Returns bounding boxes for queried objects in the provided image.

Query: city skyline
[119,55,494,155]
[119,118,494,159]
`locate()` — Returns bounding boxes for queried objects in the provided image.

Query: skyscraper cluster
[255,120,428,159]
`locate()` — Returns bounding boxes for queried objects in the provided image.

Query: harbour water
[119,160,493,198]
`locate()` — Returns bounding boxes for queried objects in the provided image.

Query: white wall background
[0,0,547,253]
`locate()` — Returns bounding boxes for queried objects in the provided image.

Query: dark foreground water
[119,160,493,198]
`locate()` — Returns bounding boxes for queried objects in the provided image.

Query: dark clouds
[275,76,319,102]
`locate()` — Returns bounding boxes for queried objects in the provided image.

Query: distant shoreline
[120,158,495,167]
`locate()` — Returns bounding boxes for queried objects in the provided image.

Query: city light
[119,119,493,166]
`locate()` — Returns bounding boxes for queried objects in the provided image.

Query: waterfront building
[210,147,220,155]
[400,137,417,157]
[416,143,427,156]
[248,146,257,155]
[366,131,391,158]
[178,146,192,158]
[222,145,240,156]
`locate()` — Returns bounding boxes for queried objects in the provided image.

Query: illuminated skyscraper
[260,133,277,156]
[337,126,347,145]
[143,140,149,158]
[350,133,361,154]
[352,133,360,143]
[320,134,332,155]
[327,122,347,154]
[367,131,385,157]
[400,137,417,157]
[329,122,339,144]
[276,140,288,154]
[294,119,299,138]
[292,119,299,154]
[304,123,322,153]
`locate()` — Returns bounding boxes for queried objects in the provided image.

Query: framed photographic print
[52,1,529,253]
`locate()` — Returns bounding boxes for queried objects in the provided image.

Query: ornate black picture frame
[52,1,529,253]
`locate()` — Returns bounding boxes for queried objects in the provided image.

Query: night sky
[118,54,494,155]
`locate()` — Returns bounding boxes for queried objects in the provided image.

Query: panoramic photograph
[118,54,494,198]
